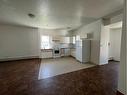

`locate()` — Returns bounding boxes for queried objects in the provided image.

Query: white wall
[0,25,40,60]
[109,28,122,61]
[99,22,122,65]
[100,25,110,65]
[38,29,71,36]
[118,0,126,94]
[110,14,123,24]
[73,20,102,64]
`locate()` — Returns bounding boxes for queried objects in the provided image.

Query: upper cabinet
[61,37,70,43]
[52,36,70,43]
[52,36,61,42]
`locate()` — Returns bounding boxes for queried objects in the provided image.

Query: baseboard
[108,60,120,62]
[0,56,40,62]
[117,91,124,95]
[70,55,76,58]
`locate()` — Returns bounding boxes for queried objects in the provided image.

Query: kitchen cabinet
[64,48,71,56]
[41,48,72,58]
[52,36,60,42]
[41,50,53,58]
[64,37,70,43]
[52,36,70,43]
[60,48,71,56]
[71,49,76,58]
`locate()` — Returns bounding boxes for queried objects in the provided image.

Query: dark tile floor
[0,59,119,95]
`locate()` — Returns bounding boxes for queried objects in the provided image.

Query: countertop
[41,47,75,52]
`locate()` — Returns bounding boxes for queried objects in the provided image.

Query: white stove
[53,48,61,58]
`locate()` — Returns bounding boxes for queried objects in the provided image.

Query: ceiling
[0,0,123,29]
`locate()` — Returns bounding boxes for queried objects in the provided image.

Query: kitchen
[41,35,76,59]
[39,28,91,61]
[39,28,77,59]
[38,28,93,79]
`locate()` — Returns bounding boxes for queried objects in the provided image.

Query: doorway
[108,22,122,62]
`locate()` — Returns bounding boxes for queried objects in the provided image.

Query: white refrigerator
[76,40,91,63]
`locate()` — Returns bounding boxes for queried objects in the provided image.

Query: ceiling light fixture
[28,13,35,18]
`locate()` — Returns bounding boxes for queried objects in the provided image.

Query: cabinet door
[41,51,52,58]
[64,49,70,56]
[60,37,65,43]
[47,52,52,58]
[71,49,76,58]
[65,37,70,43]
[60,37,70,43]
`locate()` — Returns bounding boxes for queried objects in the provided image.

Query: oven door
[53,49,61,58]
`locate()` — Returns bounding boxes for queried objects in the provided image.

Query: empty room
[0,0,126,95]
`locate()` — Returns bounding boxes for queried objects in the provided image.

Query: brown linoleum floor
[0,58,119,95]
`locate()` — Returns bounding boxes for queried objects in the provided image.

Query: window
[41,35,52,49]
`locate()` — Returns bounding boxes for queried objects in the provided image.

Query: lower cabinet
[41,48,74,58]
[41,50,53,58]
[64,48,71,56]
[60,48,71,56]
[71,49,76,58]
